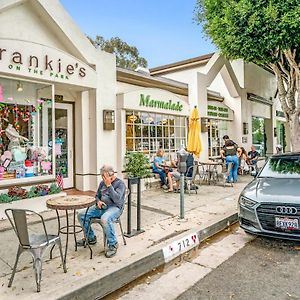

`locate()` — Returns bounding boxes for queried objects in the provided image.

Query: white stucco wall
[245,63,277,100]
[0,0,117,192]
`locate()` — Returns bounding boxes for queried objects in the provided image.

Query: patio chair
[5,209,67,292]
[86,189,129,258]
[185,164,198,195]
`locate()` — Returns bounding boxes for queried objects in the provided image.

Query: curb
[58,212,238,300]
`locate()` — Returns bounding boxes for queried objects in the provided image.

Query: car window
[259,156,300,178]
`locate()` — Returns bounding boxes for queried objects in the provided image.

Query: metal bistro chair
[5,209,67,292]
[185,164,198,195]
[86,189,129,258]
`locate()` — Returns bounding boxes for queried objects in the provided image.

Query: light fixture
[243,122,249,135]
[200,117,209,132]
[103,110,115,130]
[128,114,137,123]
[16,81,23,92]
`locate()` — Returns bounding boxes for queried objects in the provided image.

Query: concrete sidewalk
[0,176,251,299]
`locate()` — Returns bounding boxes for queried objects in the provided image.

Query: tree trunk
[289,112,300,152]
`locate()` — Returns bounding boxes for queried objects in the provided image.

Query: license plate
[275,217,299,230]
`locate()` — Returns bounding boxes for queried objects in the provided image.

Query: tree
[88,35,148,70]
[195,0,300,151]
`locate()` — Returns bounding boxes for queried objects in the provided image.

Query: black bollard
[125,177,145,237]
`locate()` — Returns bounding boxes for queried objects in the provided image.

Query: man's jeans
[225,155,239,182]
[153,168,166,186]
[78,205,121,246]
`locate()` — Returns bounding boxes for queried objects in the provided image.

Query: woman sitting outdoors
[152,148,174,192]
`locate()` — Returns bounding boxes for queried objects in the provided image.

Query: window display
[0,77,54,184]
[126,110,187,160]
[207,119,228,157]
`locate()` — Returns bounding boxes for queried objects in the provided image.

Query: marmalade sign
[139,94,183,112]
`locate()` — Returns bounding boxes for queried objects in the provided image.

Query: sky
[60,0,216,68]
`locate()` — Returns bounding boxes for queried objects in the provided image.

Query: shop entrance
[49,103,74,188]
[252,117,266,156]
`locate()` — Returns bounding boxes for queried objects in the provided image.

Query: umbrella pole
[180,173,185,219]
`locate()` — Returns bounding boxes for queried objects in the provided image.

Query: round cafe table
[46,195,95,264]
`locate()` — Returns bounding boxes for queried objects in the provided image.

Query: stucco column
[75,90,92,191]
[196,72,209,161]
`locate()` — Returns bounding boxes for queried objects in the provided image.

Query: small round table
[46,195,95,264]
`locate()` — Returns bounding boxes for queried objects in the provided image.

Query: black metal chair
[86,189,129,258]
[5,209,67,292]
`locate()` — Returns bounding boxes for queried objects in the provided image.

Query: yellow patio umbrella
[187,106,202,157]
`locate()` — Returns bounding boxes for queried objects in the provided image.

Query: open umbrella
[187,106,202,157]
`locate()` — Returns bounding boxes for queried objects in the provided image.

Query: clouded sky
[60,0,216,68]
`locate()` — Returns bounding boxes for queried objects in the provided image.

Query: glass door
[49,103,74,188]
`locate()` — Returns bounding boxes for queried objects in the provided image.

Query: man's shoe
[105,243,118,258]
[161,184,168,190]
[76,237,97,247]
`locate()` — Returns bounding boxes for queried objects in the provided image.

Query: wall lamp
[200,117,209,132]
[103,110,115,130]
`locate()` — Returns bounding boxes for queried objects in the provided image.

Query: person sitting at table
[76,165,126,258]
[220,136,239,183]
[152,148,174,192]
[171,152,195,192]
[248,145,259,169]
[238,147,249,174]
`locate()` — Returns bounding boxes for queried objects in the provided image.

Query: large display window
[0,77,55,186]
[126,110,187,160]
[207,119,228,157]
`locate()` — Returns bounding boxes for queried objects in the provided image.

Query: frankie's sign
[0,39,97,88]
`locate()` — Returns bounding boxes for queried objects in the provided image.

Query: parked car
[238,152,300,240]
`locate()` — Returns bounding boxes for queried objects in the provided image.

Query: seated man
[77,165,126,258]
[171,152,195,191]
[248,145,259,168]
[152,148,174,192]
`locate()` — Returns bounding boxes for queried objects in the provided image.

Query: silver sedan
[238,152,300,240]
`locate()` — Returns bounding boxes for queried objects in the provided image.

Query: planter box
[127,178,151,193]
[0,192,67,221]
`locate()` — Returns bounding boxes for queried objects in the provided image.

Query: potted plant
[124,151,151,185]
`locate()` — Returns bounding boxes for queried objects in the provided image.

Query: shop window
[252,117,266,155]
[125,110,187,160]
[207,119,229,158]
[0,77,54,185]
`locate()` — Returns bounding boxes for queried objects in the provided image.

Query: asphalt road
[177,236,300,300]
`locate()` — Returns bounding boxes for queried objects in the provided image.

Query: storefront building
[116,68,190,172]
[151,53,284,159]
[0,0,117,192]
[205,92,234,157]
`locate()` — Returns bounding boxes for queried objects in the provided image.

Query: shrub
[125,152,151,178]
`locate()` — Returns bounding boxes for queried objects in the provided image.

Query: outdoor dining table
[198,160,224,185]
[46,195,95,264]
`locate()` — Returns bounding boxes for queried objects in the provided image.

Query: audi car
[238,152,300,240]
